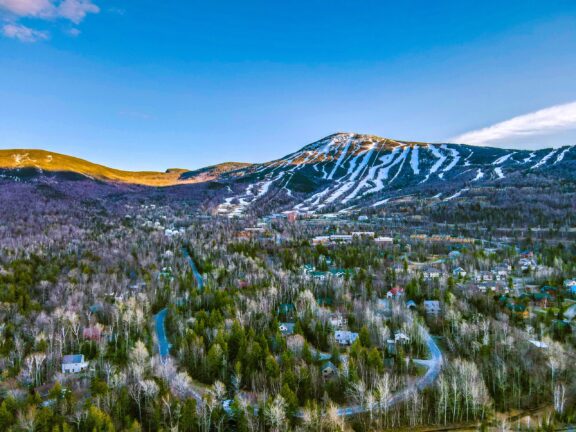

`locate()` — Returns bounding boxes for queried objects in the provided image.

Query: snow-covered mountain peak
[215,133,576,216]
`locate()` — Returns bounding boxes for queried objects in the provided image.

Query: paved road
[181,247,204,289]
[296,323,443,418]
[153,248,206,405]
[156,249,443,419]
[154,308,171,359]
[154,248,204,359]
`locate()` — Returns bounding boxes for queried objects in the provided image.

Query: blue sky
[1,0,576,170]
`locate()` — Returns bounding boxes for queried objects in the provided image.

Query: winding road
[155,248,444,418]
[298,323,443,418]
[154,249,204,360]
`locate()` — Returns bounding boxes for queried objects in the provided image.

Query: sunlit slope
[0,149,249,186]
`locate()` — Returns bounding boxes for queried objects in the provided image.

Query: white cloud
[453,101,576,146]
[58,0,99,24]
[2,22,48,41]
[0,0,55,18]
[0,0,98,41]
[66,26,80,36]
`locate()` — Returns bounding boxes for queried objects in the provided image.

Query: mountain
[1,134,574,216]
[0,149,250,187]
[214,133,576,216]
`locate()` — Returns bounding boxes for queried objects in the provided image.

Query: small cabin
[61,354,88,374]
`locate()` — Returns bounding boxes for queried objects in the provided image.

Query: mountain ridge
[0,149,251,187]
[1,134,574,216]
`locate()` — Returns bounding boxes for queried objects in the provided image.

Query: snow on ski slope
[441,145,460,173]
[421,145,446,183]
[472,169,484,181]
[464,149,473,166]
[410,145,420,175]
[445,188,469,201]
[325,181,356,204]
[363,146,408,195]
[327,134,354,179]
[554,146,572,164]
[388,148,409,183]
[532,149,557,169]
[342,146,387,203]
[522,152,536,164]
[348,143,376,181]
[213,133,574,216]
[493,152,515,165]
[371,197,391,207]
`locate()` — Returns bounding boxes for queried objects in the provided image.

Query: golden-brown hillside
[0,149,250,187]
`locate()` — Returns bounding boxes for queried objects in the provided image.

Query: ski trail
[363,147,407,195]
[493,152,515,165]
[327,135,353,180]
[371,198,391,207]
[522,152,536,164]
[341,143,385,203]
[410,146,420,174]
[421,144,447,183]
[554,146,572,164]
[441,145,460,173]
[472,169,484,181]
[388,149,409,183]
[445,188,469,201]
[464,149,474,167]
[348,144,376,181]
[531,149,557,169]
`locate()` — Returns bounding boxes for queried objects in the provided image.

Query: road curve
[297,323,443,418]
[156,249,443,419]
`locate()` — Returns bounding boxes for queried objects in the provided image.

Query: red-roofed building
[386,286,404,298]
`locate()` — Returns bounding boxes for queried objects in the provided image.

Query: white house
[61,354,88,374]
[492,264,510,280]
[453,267,467,278]
[519,258,536,271]
[328,314,347,329]
[474,271,494,282]
[423,267,442,280]
[352,231,375,238]
[334,330,359,346]
[394,332,411,343]
[330,234,353,243]
[374,236,394,244]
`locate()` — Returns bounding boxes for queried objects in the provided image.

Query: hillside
[0,149,250,187]
[1,135,574,218]
[214,133,576,216]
